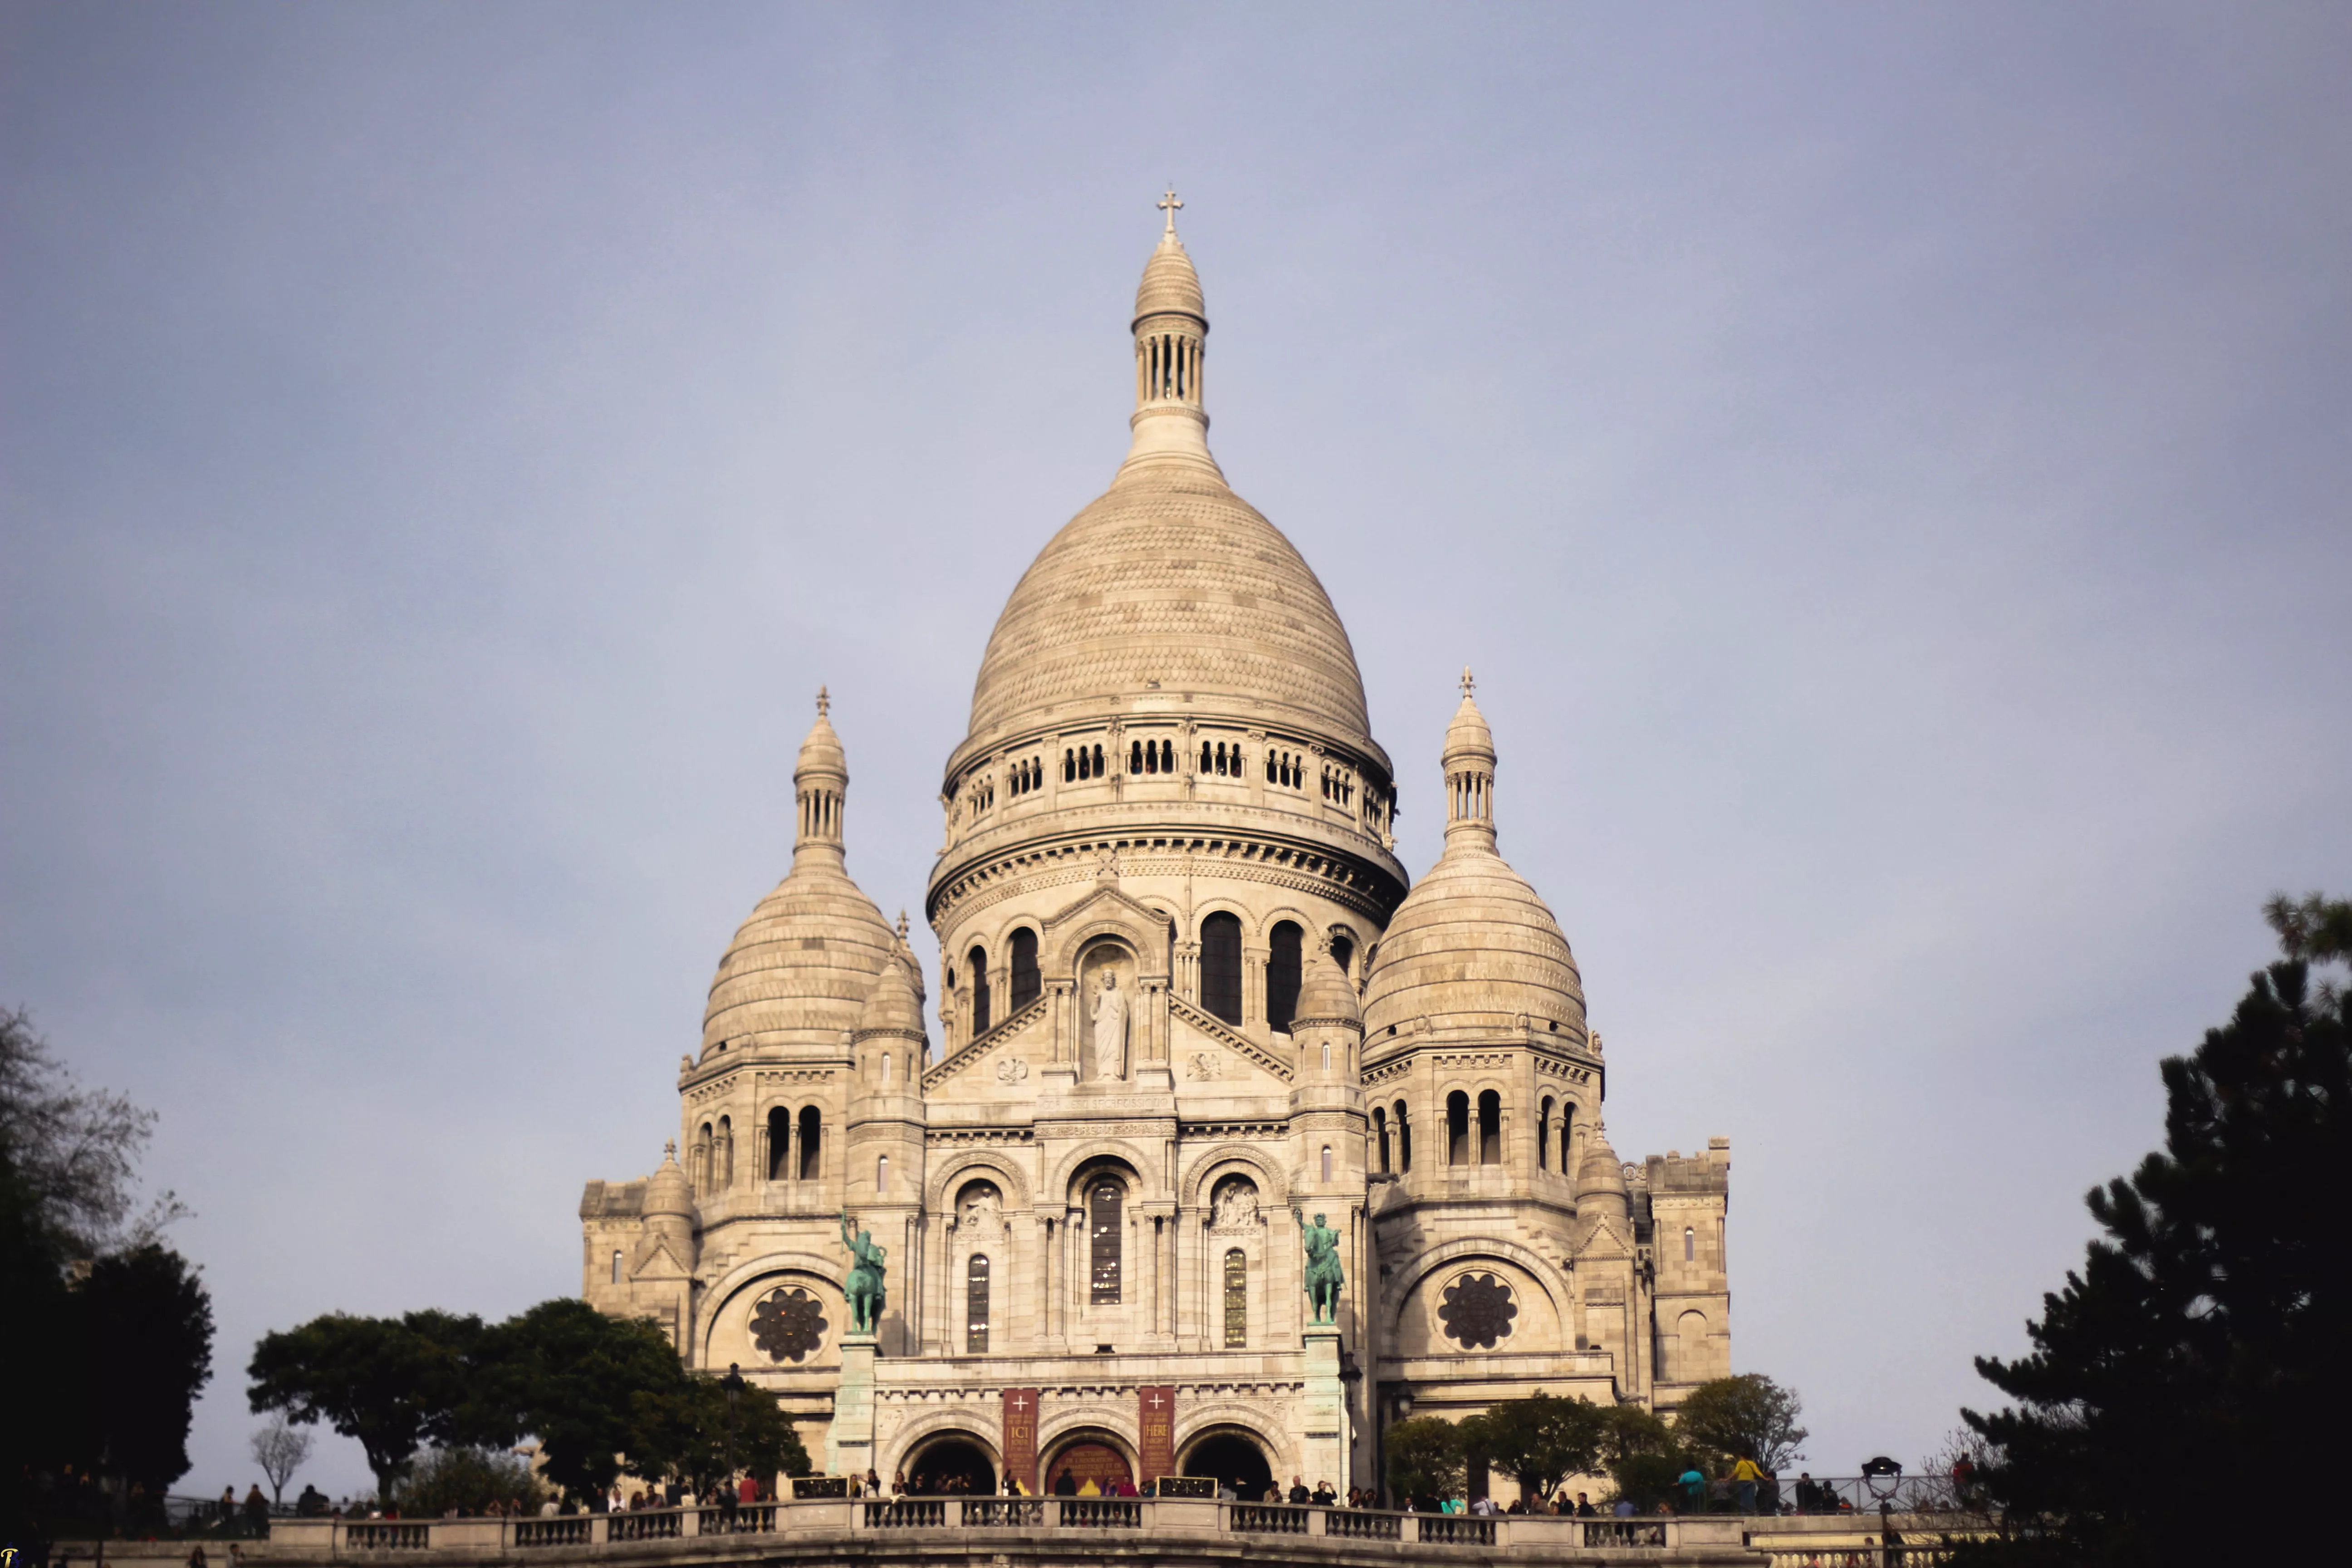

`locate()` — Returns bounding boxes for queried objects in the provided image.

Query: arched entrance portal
[1045,1437,1133,1496]
[906,1436,997,1496]
[1181,1430,1274,1500]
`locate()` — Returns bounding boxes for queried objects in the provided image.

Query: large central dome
[966,479,1373,747]
[959,214,1376,760]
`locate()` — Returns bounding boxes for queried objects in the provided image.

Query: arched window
[797,1106,821,1182]
[1265,752,1277,784]
[1223,1249,1247,1348]
[1199,741,1212,773]
[1478,1090,1502,1165]
[718,1115,734,1186]
[1063,749,1075,783]
[1131,740,1143,774]
[1538,1097,1554,1171]
[1200,912,1244,1025]
[1395,1100,1412,1172]
[1328,930,1354,980]
[1373,1107,1390,1173]
[1321,1145,1333,1182]
[968,946,991,1036]
[1446,1092,1470,1166]
[1684,1225,1696,1263]
[694,1122,714,1191]
[1089,1181,1123,1303]
[1159,739,1173,773]
[767,1107,789,1180]
[877,1154,889,1195]
[1266,921,1303,1031]
[1009,928,1040,1012]
[1092,743,1104,777]
[966,1255,991,1353]
[611,1249,622,1285]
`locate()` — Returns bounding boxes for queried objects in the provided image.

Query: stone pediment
[1035,879,1176,978]
[1571,1214,1635,1262]
[1169,995,1294,1085]
[922,993,1050,1093]
[630,1233,693,1281]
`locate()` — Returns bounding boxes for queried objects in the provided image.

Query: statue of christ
[1092,969,1128,1080]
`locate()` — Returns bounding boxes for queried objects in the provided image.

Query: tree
[1460,1393,1609,1504]
[466,1298,685,1501]
[1672,1374,1807,1471]
[1383,1416,1465,1507]
[0,1007,186,1255]
[396,1446,545,1517]
[1960,898,2352,1567]
[249,1309,482,1499]
[1596,1404,1701,1512]
[627,1374,811,1495]
[75,1243,216,1493]
[253,1413,314,1506]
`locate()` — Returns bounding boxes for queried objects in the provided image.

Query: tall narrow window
[1538,1097,1554,1171]
[1009,928,1040,1012]
[1131,740,1143,774]
[1684,1226,1696,1263]
[1160,740,1173,773]
[797,1106,821,1181]
[1064,749,1075,782]
[966,1255,991,1353]
[1267,922,1303,1031]
[767,1107,789,1180]
[1223,1249,1247,1347]
[1478,1090,1502,1165]
[1321,1145,1333,1182]
[1089,1182,1123,1303]
[1374,1108,1391,1173]
[1395,1101,1412,1172]
[1200,741,1212,773]
[968,946,991,1035]
[718,1116,734,1186]
[877,1154,889,1195]
[611,1250,622,1285]
[1092,743,1104,777]
[1328,931,1354,980]
[1200,912,1244,1024]
[1447,1092,1470,1166]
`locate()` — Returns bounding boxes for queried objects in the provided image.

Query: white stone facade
[580,204,1732,1499]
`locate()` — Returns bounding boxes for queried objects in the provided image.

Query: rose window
[750,1285,827,1363]
[1437,1271,1517,1349]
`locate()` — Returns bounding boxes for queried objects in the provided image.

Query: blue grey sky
[5,2,2348,1497]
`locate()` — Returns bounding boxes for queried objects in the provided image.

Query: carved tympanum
[750,1285,827,1363]
[1437,1272,1517,1350]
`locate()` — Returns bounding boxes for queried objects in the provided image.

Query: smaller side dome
[1133,190,1205,324]
[1292,945,1362,1029]
[796,686,847,783]
[644,1141,694,1217]
[854,952,926,1041]
[1443,672,1496,765]
[1576,1123,1631,1218]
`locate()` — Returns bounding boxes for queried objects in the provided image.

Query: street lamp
[723,1363,748,1505]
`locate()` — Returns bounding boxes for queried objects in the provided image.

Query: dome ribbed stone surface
[644,1146,694,1218]
[1362,845,1586,1036]
[853,953,926,1040]
[1133,233,1205,322]
[965,482,1376,750]
[1292,946,1362,1028]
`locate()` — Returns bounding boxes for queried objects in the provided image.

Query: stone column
[825,1333,877,1476]
[1301,1325,1346,1491]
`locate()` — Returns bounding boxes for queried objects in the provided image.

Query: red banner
[1137,1385,1176,1485]
[1002,1387,1041,1492]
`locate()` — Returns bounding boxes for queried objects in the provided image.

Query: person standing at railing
[1732,1455,1763,1513]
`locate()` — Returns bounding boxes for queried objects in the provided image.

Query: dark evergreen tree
[1963,896,2352,1565]
[249,1309,483,1499]
[74,1243,216,1495]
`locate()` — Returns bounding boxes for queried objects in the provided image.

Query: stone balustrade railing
[263,1499,1761,1555]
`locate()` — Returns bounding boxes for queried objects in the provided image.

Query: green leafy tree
[1960,897,2352,1567]
[248,1309,483,1499]
[1460,1392,1608,1504]
[1597,1405,1701,1511]
[75,1243,216,1493]
[1383,1416,1465,1507]
[467,1298,684,1501]
[628,1374,811,1495]
[1672,1373,1807,1471]
[396,1446,546,1517]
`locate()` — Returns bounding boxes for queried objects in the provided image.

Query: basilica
[578,202,1732,1502]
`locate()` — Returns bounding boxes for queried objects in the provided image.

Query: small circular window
[1437,1272,1518,1349]
[750,1285,828,1363]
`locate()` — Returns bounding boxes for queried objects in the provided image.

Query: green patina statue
[840,1210,887,1334]
[1295,1208,1343,1325]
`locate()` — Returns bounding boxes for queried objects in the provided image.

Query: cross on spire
[1460,666,1476,699]
[816,685,830,717]
[1158,186,1183,235]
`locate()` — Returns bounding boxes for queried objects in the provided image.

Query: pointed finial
[1158,186,1183,236]
[896,909,910,941]
[663,1138,676,1160]
[816,685,830,717]
[1460,666,1475,699]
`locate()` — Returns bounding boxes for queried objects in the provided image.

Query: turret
[642,1141,698,1250]
[1117,189,1222,480]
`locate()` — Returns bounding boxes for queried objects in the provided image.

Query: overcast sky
[5,2,2348,1498]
